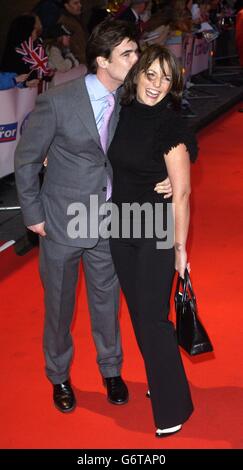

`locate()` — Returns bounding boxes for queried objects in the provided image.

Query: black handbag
[175,269,213,356]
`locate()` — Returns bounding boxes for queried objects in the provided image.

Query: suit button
[104,162,107,167]
[102,187,107,192]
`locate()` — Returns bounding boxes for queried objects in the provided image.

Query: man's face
[65,0,82,16]
[135,3,148,15]
[105,38,139,87]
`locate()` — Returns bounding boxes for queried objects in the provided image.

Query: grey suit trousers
[39,235,122,384]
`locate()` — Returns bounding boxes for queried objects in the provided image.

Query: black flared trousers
[110,236,193,428]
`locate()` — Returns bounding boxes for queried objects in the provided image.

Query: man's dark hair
[86,19,137,74]
[121,44,183,108]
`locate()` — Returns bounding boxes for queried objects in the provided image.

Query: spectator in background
[58,0,87,64]
[141,1,192,48]
[172,0,193,33]
[1,14,42,75]
[140,0,153,22]
[190,1,203,22]
[0,72,37,90]
[118,0,150,38]
[141,3,173,46]
[33,0,63,37]
[199,0,212,21]
[0,14,42,86]
[114,1,132,18]
[45,23,79,72]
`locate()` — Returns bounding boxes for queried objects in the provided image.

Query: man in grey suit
[15,20,171,413]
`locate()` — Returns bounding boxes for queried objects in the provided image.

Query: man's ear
[96,56,108,69]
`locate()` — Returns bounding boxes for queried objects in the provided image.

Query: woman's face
[136,58,172,106]
[62,35,71,47]
[186,0,193,11]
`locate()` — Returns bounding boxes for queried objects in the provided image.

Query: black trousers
[110,236,193,428]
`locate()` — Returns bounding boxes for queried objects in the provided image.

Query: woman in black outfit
[1,14,42,77]
[108,45,198,437]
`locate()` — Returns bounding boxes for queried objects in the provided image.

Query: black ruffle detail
[155,114,199,163]
[130,96,198,163]
[131,94,172,118]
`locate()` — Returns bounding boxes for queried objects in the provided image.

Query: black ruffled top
[108,94,198,207]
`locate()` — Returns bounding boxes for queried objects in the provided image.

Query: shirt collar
[85,73,116,102]
[131,9,140,21]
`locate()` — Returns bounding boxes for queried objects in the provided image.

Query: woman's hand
[26,78,40,88]
[175,244,190,279]
[154,177,172,198]
[15,73,29,84]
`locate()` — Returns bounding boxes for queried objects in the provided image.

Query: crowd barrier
[166,32,212,82]
[51,63,87,87]
[0,65,87,178]
[0,87,38,178]
[183,33,211,79]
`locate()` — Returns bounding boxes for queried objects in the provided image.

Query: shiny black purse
[175,269,213,355]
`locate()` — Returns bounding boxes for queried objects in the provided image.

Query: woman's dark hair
[121,45,183,107]
[86,19,138,74]
[1,14,36,71]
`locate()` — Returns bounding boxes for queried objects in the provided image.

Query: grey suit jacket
[14,77,121,248]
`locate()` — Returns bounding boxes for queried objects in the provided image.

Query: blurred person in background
[58,0,87,64]
[118,1,150,38]
[0,72,32,90]
[45,23,79,72]
[0,14,43,87]
[114,1,132,18]
[33,0,63,37]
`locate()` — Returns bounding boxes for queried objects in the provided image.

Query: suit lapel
[73,78,121,153]
[73,78,101,146]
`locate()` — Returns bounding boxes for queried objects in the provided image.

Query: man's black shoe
[53,379,76,413]
[103,376,129,405]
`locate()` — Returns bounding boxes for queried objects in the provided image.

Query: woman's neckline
[130,93,172,117]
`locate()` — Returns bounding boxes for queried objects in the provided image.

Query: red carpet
[1,106,243,449]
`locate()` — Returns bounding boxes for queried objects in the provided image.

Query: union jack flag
[15,37,49,78]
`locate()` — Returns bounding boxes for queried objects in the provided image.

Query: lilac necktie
[100,93,115,152]
[99,93,115,200]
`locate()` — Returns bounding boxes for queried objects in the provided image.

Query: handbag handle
[176,268,196,311]
[184,269,196,301]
